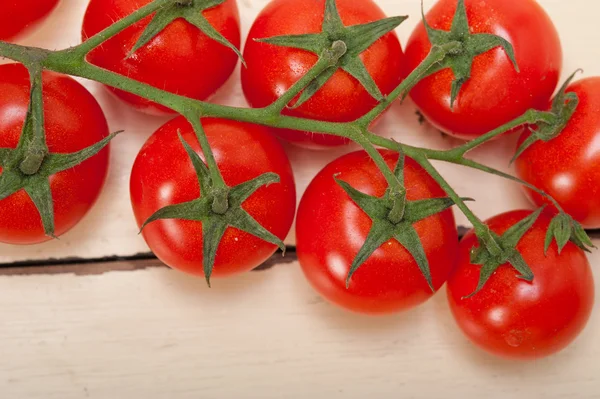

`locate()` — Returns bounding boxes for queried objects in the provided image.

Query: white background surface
[1,1,600,398]
[3,0,594,262]
[0,258,599,399]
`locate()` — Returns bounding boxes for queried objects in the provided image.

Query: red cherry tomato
[0,64,110,245]
[0,0,59,41]
[296,150,458,314]
[242,0,404,149]
[447,210,595,359]
[130,118,296,278]
[82,0,241,115]
[404,0,562,139]
[516,77,600,229]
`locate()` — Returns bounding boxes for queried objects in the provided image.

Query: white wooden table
[1,0,599,398]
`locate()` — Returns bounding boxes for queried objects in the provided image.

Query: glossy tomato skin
[82,0,241,115]
[0,64,110,245]
[296,150,458,314]
[0,0,59,41]
[516,78,600,229]
[130,118,296,278]
[242,0,404,149]
[447,211,595,359]
[404,0,562,139]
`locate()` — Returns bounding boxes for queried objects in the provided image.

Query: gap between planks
[0,249,296,276]
[1,226,598,276]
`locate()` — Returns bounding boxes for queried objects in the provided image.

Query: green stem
[386,189,406,224]
[44,57,195,112]
[184,111,231,214]
[352,130,403,193]
[266,40,347,114]
[367,130,567,215]
[453,157,566,214]
[356,41,461,127]
[0,42,49,64]
[43,53,355,136]
[445,109,556,159]
[19,65,48,176]
[66,0,170,58]
[414,155,504,256]
[0,0,576,243]
[413,155,488,235]
[185,112,225,187]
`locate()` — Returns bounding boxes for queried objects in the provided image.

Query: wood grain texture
[2,0,600,262]
[0,252,599,399]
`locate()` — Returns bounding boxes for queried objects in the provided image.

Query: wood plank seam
[0,249,296,276]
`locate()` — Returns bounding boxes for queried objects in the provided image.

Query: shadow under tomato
[159,263,277,302]
[298,285,443,338]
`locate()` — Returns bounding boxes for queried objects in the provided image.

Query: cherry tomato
[0,0,59,41]
[130,118,296,278]
[0,63,110,245]
[404,0,562,139]
[296,150,458,314]
[447,210,595,359]
[516,77,600,229]
[82,0,241,115]
[241,0,404,149]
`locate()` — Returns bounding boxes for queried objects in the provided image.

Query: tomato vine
[0,0,594,290]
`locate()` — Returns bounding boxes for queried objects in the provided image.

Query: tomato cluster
[0,0,597,361]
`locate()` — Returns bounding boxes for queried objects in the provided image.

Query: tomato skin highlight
[516,77,600,229]
[404,0,562,139]
[130,118,296,278]
[82,0,241,115]
[0,64,110,245]
[447,210,595,360]
[241,0,404,149]
[296,150,458,314]
[0,0,59,41]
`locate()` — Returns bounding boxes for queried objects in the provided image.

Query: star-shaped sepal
[337,152,465,291]
[420,0,519,108]
[512,71,581,162]
[140,132,285,286]
[0,67,118,239]
[129,0,244,64]
[544,212,596,255]
[256,0,407,108]
[467,208,545,298]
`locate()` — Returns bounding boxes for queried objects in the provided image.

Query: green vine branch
[0,0,593,291]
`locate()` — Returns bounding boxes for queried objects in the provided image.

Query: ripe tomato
[130,118,296,278]
[241,0,404,149]
[404,0,562,139]
[82,0,241,115]
[0,63,110,245]
[0,0,59,41]
[296,150,458,314]
[516,77,600,229]
[447,210,595,359]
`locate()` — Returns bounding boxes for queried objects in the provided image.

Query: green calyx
[545,212,596,255]
[128,0,244,64]
[140,131,285,287]
[468,208,546,298]
[256,0,406,108]
[337,152,464,291]
[420,0,519,108]
[512,71,582,162]
[0,66,118,239]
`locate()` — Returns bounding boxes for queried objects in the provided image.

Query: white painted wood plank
[1,247,599,398]
[1,0,599,262]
